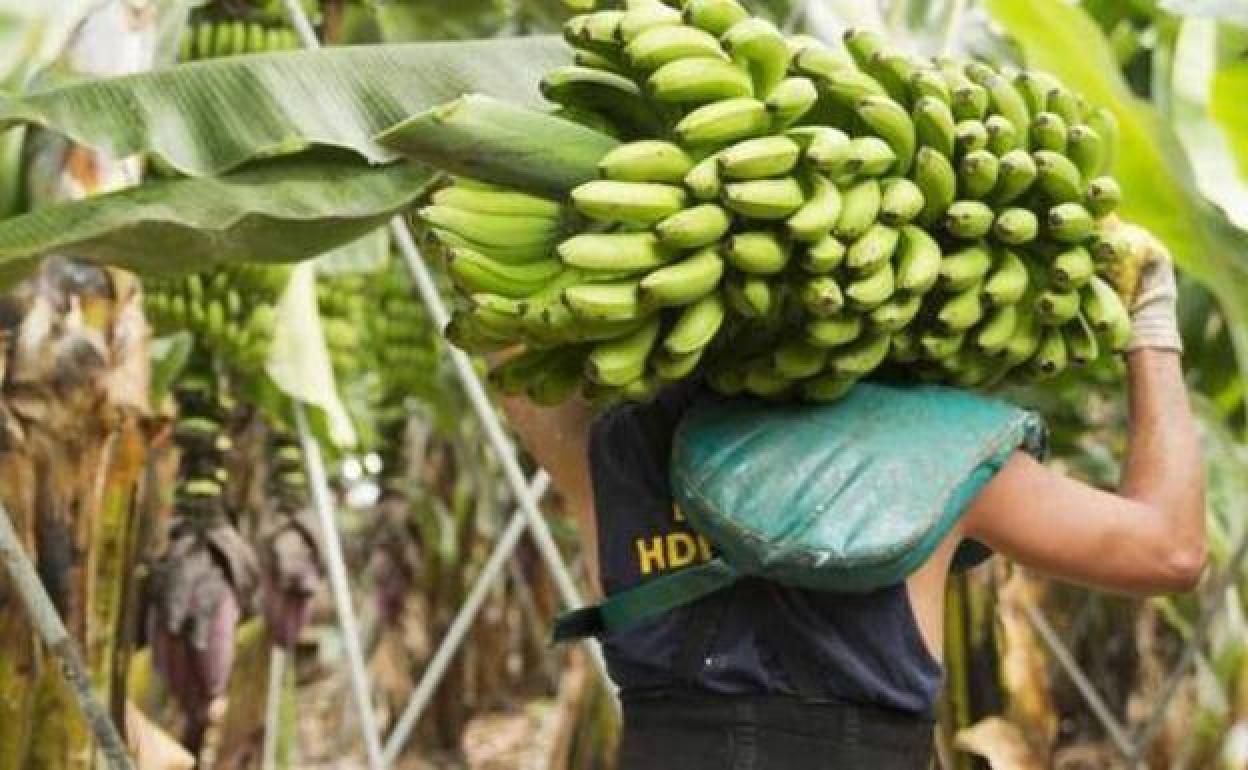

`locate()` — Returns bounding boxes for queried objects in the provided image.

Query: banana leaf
[0,36,569,176]
[376,94,618,196]
[985,0,1248,377]
[1212,61,1248,179]
[0,157,430,288]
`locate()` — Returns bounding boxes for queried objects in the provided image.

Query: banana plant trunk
[0,1,155,767]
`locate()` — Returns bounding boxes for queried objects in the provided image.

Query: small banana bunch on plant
[428,0,1136,405]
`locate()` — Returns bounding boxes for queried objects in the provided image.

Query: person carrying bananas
[499,220,1203,769]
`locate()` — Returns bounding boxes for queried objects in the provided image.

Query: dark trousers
[618,694,933,770]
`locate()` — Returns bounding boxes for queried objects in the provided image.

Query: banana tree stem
[294,403,386,770]
[0,503,135,770]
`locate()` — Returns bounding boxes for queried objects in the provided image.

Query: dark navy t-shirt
[588,381,945,716]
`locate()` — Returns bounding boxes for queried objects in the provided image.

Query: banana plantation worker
[500,222,1205,770]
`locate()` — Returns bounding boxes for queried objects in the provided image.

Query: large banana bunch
[428,0,1133,405]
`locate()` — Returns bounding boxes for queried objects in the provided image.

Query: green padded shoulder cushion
[552,382,1047,642]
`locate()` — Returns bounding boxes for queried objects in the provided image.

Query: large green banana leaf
[986,0,1248,374]
[376,94,618,196]
[0,36,569,176]
[1212,60,1248,179]
[0,157,430,288]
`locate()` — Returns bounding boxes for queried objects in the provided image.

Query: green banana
[563,280,643,322]
[786,174,842,242]
[674,97,770,144]
[625,23,726,70]
[1052,245,1094,289]
[1082,275,1131,351]
[638,246,724,305]
[983,73,1031,148]
[801,373,857,402]
[802,126,853,176]
[845,262,896,308]
[683,0,749,37]
[954,119,989,157]
[1036,287,1081,325]
[921,329,965,360]
[724,274,773,317]
[774,340,828,379]
[420,206,560,248]
[448,248,564,298]
[575,10,625,51]
[846,223,900,274]
[993,207,1039,245]
[938,280,985,331]
[792,39,855,80]
[951,84,989,121]
[684,152,723,200]
[912,147,956,226]
[1034,150,1084,203]
[718,136,801,179]
[944,200,995,239]
[430,228,554,265]
[574,48,627,74]
[879,177,926,226]
[1031,111,1068,153]
[432,185,561,218]
[939,244,993,291]
[843,27,884,71]
[829,331,892,376]
[895,225,943,294]
[558,232,673,271]
[541,66,660,135]
[707,366,746,395]
[724,230,790,273]
[588,317,661,386]
[655,203,732,249]
[653,346,706,381]
[1003,307,1042,367]
[799,275,845,318]
[869,293,922,332]
[818,68,890,108]
[722,17,792,96]
[1029,326,1068,378]
[1085,176,1121,217]
[571,180,688,225]
[910,68,952,104]
[1086,106,1119,173]
[834,178,882,240]
[985,114,1019,155]
[1045,85,1083,125]
[723,177,805,219]
[975,303,1019,355]
[856,95,916,174]
[868,52,921,105]
[1014,70,1060,116]
[983,247,1029,305]
[805,314,862,348]
[648,56,754,102]
[743,360,794,398]
[618,3,682,42]
[664,292,726,354]
[991,149,1038,205]
[913,96,957,160]
[958,149,999,200]
[598,140,694,183]
[844,137,898,177]
[801,234,847,273]
[765,76,819,129]
[1047,202,1095,243]
[889,330,921,363]
[1064,313,1100,366]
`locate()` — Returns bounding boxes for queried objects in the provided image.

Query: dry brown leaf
[955,717,1047,770]
[126,701,194,770]
[996,563,1058,756]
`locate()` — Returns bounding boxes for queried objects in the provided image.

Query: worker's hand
[1102,217,1183,354]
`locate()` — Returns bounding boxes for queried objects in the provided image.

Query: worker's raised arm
[962,224,1206,595]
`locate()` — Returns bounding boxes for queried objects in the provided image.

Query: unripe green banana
[433,185,562,218]
[879,177,925,226]
[574,48,627,74]
[799,275,845,318]
[718,136,801,179]
[938,280,985,331]
[801,373,857,402]
[1086,106,1119,173]
[572,180,688,225]
[834,178,882,240]
[912,147,956,226]
[801,127,853,176]
[985,114,1019,155]
[910,68,952,104]
[845,262,896,309]
[563,280,643,322]
[958,149,999,200]
[993,207,1039,245]
[421,206,560,248]
[921,329,965,360]
[869,292,922,332]
[889,330,921,363]
[1051,245,1094,290]
[1082,275,1131,351]
[844,137,897,177]
[431,228,555,265]
[1036,287,1081,325]
[1064,313,1100,366]
[765,76,819,129]
[846,223,900,274]
[541,66,661,135]
[829,330,892,376]
[843,27,884,69]
[1090,230,1131,268]
[683,0,749,37]
[558,232,673,271]
[974,303,1019,355]
[867,51,920,104]
[618,3,682,42]
[655,203,732,249]
[1029,326,1068,378]
[805,314,862,348]
[743,360,794,398]
[724,230,790,273]
[664,292,726,354]
[895,225,942,294]
[951,84,989,121]
[1030,111,1068,153]
[1045,85,1083,126]
[954,119,989,157]
[675,97,770,144]
[962,60,996,86]
[774,340,828,379]
[991,149,1038,205]
[573,10,625,52]
[944,200,994,239]
[791,38,855,80]
[653,346,706,381]
[801,234,847,273]
[648,56,754,103]
[1002,306,1041,366]
[1047,202,1095,242]
[1034,150,1084,203]
[724,274,773,317]
[598,140,695,183]
[819,68,890,107]
[940,244,993,291]
[856,95,916,174]
[1085,176,1121,217]
[722,17,792,96]
[1014,70,1060,115]
[639,246,724,305]
[913,96,957,160]
[983,73,1031,148]
[723,177,805,219]
[588,317,661,386]
[787,174,842,242]
[448,249,564,297]
[625,23,726,70]
[684,152,723,200]
[983,247,1030,305]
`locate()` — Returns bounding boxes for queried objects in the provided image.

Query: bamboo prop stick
[0,502,136,770]
[262,646,287,770]
[293,403,386,770]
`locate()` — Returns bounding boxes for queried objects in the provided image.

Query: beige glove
[1103,219,1183,354]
